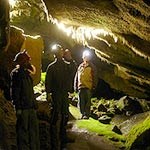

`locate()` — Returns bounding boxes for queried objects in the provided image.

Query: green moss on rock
[125,116,150,150]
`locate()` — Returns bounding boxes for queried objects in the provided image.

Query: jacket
[74,61,98,91]
[45,58,77,94]
[10,66,37,110]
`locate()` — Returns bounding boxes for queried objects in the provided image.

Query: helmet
[13,50,31,65]
[82,50,91,60]
[51,44,63,53]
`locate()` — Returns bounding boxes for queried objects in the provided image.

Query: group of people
[9,44,98,150]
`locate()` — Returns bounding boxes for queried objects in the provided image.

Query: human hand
[27,64,36,75]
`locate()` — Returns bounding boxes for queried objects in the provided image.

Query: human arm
[45,64,53,102]
[74,72,78,92]
[27,64,36,75]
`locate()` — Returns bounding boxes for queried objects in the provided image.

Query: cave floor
[66,121,121,150]
[65,105,123,150]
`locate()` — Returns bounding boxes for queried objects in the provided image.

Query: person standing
[10,50,40,150]
[74,50,98,119]
[45,44,76,150]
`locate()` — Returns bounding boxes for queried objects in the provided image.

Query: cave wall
[42,0,150,99]
[0,0,10,51]
[21,34,44,85]
[0,26,43,100]
[1,0,150,99]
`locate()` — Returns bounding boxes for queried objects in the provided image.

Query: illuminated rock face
[42,0,150,99]
[21,35,44,85]
[0,26,43,87]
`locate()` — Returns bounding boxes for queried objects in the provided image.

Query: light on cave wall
[9,0,18,19]
[50,16,118,46]
[40,0,118,46]
[9,0,17,7]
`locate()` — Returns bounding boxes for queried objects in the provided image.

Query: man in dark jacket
[10,50,40,150]
[45,44,76,150]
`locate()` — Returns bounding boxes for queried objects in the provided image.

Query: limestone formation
[42,0,150,99]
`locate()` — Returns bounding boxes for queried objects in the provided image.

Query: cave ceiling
[42,0,150,55]
[41,0,150,99]
[5,0,149,99]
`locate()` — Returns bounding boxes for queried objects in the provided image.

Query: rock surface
[42,0,150,99]
[0,26,44,88]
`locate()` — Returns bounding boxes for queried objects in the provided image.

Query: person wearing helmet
[74,50,98,119]
[10,50,40,150]
[45,44,77,150]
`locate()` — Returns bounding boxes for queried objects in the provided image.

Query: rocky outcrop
[0,0,10,51]
[125,114,150,150]
[0,91,17,150]
[0,26,44,90]
[42,0,150,99]
[21,33,44,85]
[0,88,52,150]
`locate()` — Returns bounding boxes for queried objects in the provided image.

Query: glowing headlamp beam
[9,0,17,7]
[82,50,90,58]
[51,44,57,50]
[49,16,118,46]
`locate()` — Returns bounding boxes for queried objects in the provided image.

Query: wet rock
[0,91,17,150]
[97,103,107,112]
[118,111,150,135]
[117,96,143,116]
[126,115,150,150]
[98,115,111,124]
[90,111,98,120]
[112,125,122,135]
[113,105,123,114]
[130,129,150,150]
[67,121,120,150]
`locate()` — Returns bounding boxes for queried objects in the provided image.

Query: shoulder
[63,59,71,65]
[47,61,56,69]
[77,62,83,70]
[10,68,23,81]
[78,62,84,68]
[11,67,19,77]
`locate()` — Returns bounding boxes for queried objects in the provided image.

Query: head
[63,49,72,61]
[82,50,91,62]
[13,50,31,67]
[51,44,64,59]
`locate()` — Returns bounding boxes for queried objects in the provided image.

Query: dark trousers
[50,92,69,150]
[50,109,69,150]
[16,109,40,150]
[78,88,92,117]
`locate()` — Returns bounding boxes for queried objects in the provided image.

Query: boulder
[126,115,150,150]
[117,96,143,116]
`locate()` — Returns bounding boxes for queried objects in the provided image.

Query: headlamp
[82,50,91,58]
[51,44,62,51]
[51,44,57,50]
